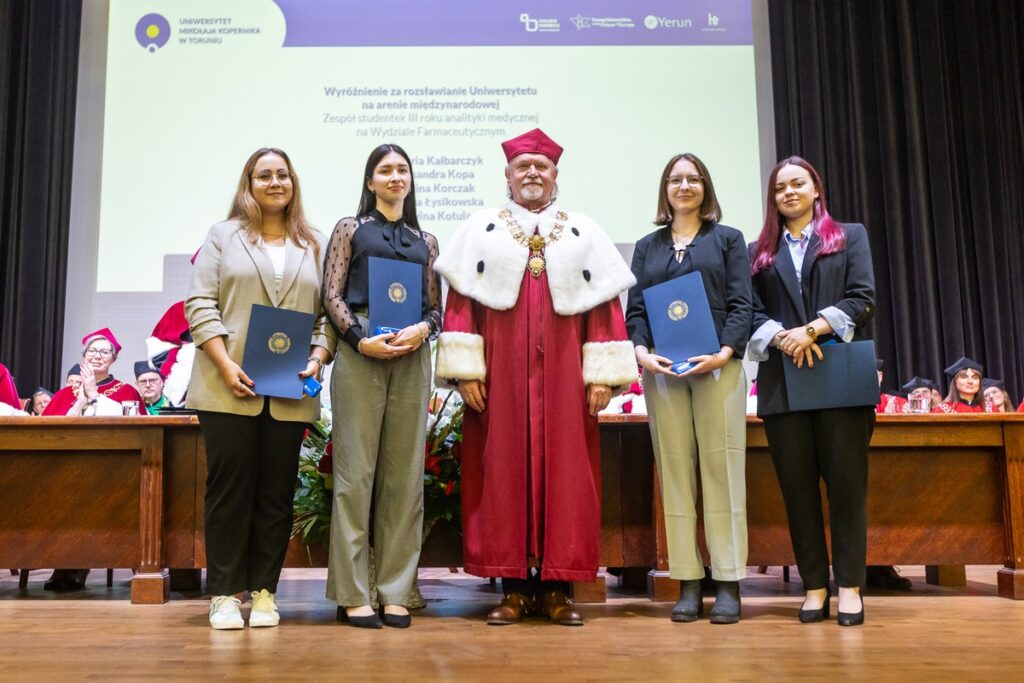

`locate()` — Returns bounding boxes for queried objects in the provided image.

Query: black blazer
[625,222,752,357]
[750,222,875,416]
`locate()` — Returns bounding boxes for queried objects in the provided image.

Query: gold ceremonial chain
[498,208,569,277]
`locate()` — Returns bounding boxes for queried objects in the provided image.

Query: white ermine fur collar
[434,201,635,315]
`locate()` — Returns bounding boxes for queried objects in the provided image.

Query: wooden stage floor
[2,566,1024,681]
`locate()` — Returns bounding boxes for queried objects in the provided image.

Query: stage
[2,565,1023,681]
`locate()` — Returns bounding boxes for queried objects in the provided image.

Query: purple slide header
[273,1,752,47]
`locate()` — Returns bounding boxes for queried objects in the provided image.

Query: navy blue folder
[241,304,315,399]
[781,339,880,411]
[642,271,721,367]
[369,256,422,333]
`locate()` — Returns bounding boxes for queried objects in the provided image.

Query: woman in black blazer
[625,153,752,623]
[748,156,875,627]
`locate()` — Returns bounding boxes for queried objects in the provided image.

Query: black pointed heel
[837,594,865,627]
[798,589,831,623]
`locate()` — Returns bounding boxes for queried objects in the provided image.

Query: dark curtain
[0,0,81,395]
[768,0,1024,403]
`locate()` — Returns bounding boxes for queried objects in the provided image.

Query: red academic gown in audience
[0,363,19,410]
[876,393,906,413]
[43,376,147,415]
[931,399,989,414]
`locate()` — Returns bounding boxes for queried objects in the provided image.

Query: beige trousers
[644,359,748,581]
[326,332,430,606]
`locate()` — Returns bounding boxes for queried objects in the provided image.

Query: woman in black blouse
[625,153,752,624]
[322,144,441,628]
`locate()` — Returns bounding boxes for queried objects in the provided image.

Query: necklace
[498,208,569,277]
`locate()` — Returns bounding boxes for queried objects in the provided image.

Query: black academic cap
[66,364,81,378]
[901,376,938,393]
[982,378,1005,392]
[134,360,160,379]
[875,358,884,370]
[944,356,983,377]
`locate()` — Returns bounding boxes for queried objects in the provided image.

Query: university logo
[135,13,170,52]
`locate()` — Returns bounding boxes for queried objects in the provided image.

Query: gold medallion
[667,300,689,321]
[528,235,546,251]
[527,253,546,277]
[268,332,292,354]
[388,282,408,303]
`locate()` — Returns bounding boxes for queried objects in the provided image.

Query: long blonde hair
[228,147,319,260]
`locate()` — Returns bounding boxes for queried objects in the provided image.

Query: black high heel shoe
[837,593,865,627]
[337,605,383,629]
[798,589,831,623]
[380,606,412,628]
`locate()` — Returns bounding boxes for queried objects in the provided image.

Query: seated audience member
[144,301,195,407]
[43,328,147,416]
[982,379,1015,413]
[26,387,53,415]
[875,359,907,414]
[900,376,940,413]
[933,357,990,413]
[135,361,169,413]
[0,361,20,410]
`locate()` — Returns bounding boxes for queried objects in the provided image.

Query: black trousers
[198,404,307,596]
[501,569,570,597]
[762,407,875,590]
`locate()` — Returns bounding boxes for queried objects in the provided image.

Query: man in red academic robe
[434,129,637,626]
[43,328,147,416]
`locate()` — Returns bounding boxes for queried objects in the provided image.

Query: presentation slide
[97,0,764,294]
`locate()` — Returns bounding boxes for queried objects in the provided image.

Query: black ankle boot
[671,580,703,622]
[709,580,741,624]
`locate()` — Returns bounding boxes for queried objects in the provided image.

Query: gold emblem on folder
[388,282,408,304]
[268,332,291,354]
[667,300,688,321]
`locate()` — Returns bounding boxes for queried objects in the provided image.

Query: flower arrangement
[291,390,464,547]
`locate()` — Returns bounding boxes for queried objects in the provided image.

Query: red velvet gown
[43,377,147,415]
[0,363,19,410]
[443,269,628,582]
[931,400,988,413]
[876,393,907,413]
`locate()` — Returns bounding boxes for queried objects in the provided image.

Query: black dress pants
[762,406,875,589]
[198,403,307,596]
[501,569,570,597]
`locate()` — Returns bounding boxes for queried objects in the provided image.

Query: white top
[263,242,286,291]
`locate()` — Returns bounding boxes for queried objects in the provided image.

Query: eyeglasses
[251,171,293,185]
[137,378,163,386]
[665,175,704,188]
[84,348,114,358]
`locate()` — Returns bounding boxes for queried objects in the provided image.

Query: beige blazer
[185,219,336,421]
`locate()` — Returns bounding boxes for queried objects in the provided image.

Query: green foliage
[291,391,464,548]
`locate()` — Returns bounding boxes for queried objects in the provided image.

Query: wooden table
[2,414,1023,604]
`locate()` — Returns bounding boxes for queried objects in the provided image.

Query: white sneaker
[249,589,280,628]
[209,595,244,630]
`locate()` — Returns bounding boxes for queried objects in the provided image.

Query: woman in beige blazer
[186,147,335,630]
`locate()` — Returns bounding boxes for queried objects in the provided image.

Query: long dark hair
[356,143,420,229]
[751,156,845,274]
[653,152,722,226]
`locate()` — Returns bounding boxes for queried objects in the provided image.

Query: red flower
[444,480,455,496]
[317,451,333,474]
[425,455,442,476]
[326,441,333,457]
[303,428,310,440]
[424,442,433,459]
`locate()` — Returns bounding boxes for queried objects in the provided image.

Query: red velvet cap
[501,128,563,164]
[82,327,122,353]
